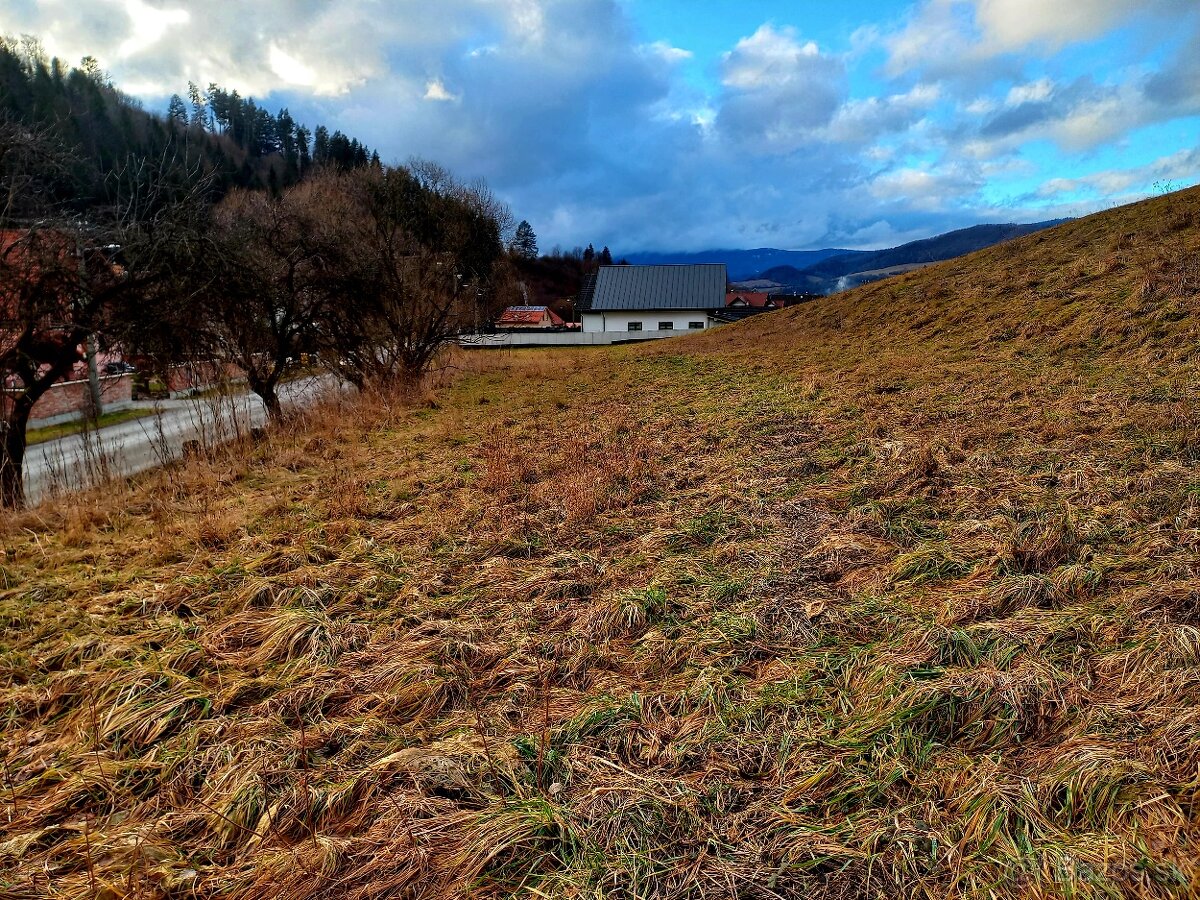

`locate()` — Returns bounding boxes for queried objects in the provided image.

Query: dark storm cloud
[2,0,1197,251]
[1145,29,1200,108]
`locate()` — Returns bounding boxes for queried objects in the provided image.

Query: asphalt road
[24,375,337,504]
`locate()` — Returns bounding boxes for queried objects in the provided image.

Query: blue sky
[3,0,1198,252]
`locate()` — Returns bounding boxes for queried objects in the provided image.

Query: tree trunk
[261,387,282,422]
[84,334,103,421]
[0,400,33,509]
[247,372,283,423]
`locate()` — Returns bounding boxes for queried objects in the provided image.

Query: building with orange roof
[495,305,568,328]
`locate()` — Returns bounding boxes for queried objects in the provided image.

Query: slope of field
[1,188,1199,899]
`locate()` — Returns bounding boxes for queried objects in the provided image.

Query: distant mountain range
[626,220,1071,294]
[753,221,1071,293]
[623,248,853,282]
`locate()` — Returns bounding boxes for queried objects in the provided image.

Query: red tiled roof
[496,305,566,326]
[725,291,778,309]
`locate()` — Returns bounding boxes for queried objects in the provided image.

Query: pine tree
[187,81,207,130]
[512,220,538,259]
[207,83,230,132]
[79,55,105,85]
[296,125,312,172]
[167,94,188,129]
[250,105,278,157]
[278,109,296,164]
[313,125,329,165]
[598,246,613,266]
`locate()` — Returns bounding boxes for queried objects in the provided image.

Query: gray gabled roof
[588,264,727,311]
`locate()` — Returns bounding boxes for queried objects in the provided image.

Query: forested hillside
[0,36,375,207]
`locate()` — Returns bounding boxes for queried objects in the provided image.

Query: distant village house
[495,305,568,329]
[580,264,727,336]
[725,290,783,310]
[462,263,799,348]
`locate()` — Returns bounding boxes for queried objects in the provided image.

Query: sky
[2,0,1199,253]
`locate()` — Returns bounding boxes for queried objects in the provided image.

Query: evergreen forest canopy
[0,34,377,210]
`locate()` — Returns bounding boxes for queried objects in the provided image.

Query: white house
[580,264,727,338]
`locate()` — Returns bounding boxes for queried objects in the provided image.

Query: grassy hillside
[1,187,1199,899]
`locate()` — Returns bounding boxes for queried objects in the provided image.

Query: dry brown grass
[2,189,1200,898]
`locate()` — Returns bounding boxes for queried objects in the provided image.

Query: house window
[627,321,643,331]
[658,322,674,331]
[688,321,704,329]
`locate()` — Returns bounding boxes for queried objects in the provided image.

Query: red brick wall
[2,374,133,426]
[166,361,245,395]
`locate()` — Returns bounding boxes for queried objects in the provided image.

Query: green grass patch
[26,407,160,445]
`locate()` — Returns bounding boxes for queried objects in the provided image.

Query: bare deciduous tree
[408,156,516,245]
[316,165,514,389]
[0,144,212,507]
[204,171,360,419]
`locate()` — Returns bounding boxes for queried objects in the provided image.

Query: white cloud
[504,0,548,45]
[884,1,981,78]
[423,78,459,102]
[868,163,984,211]
[269,43,319,88]
[974,0,1188,52]
[0,0,473,96]
[966,77,1196,156]
[825,83,940,143]
[721,24,821,90]
[641,41,692,64]
[887,0,1194,75]
[1036,148,1200,199]
[1004,78,1052,106]
[117,0,189,58]
[716,25,846,153]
